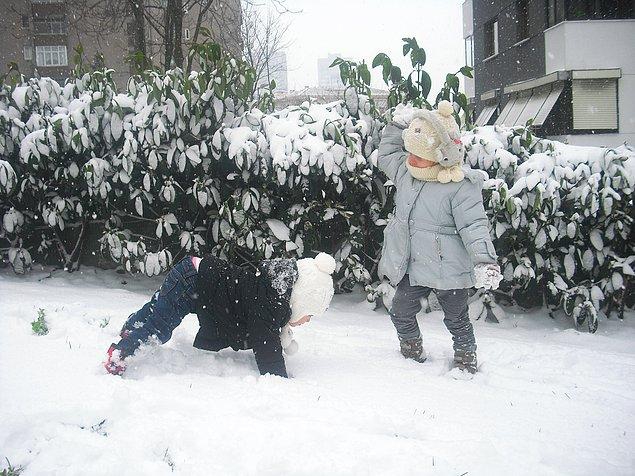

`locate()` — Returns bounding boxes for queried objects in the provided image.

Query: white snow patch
[1,268,634,475]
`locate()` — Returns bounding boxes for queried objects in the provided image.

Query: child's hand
[104,343,126,376]
[280,324,298,355]
[474,263,503,290]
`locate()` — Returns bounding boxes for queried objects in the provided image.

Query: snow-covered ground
[1,268,634,476]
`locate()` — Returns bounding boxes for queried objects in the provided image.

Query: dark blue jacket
[194,256,298,377]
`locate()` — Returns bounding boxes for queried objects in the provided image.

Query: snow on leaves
[465,125,634,329]
[0,52,632,327]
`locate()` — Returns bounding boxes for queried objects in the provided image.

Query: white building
[317,53,345,89]
[543,19,635,146]
[269,51,288,92]
[464,0,635,147]
[462,0,475,102]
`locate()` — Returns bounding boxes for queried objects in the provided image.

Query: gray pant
[389,275,476,352]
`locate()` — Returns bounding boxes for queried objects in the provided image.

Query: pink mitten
[104,344,126,376]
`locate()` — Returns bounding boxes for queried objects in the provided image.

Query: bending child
[104,252,336,378]
[378,101,502,374]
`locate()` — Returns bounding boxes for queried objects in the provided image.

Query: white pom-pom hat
[289,252,336,323]
[402,101,461,161]
[401,100,465,183]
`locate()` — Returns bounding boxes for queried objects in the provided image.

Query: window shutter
[475,104,497,126]
[572,79,618,130]
[495,94,517,126]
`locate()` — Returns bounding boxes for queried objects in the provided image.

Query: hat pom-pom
[437,100,454,117]
[314,252,336,275]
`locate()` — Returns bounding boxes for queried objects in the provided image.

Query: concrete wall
[473,0,547,112]
[0,0,37,78]
[0,0,243,89]
[545,20,635,146]
[462,0,475,99]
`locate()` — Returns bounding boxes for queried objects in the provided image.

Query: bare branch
[239,1,294,92]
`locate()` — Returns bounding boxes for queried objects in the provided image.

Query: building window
[566,0,635,20]
[21,15,30,28]
[34,17,68,35]
[184,28,191,40]
[35,45,68,67]
[546,0,560,27]
[484,18,499,58]
[23,45,33,61]
[516,0,529,42]
[572,79,618,131]
[464,35,474,67]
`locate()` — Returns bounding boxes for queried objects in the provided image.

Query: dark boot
[454,349,478,374]
[399,337,427,363]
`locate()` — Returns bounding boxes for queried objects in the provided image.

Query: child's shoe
[399,337,427,363]
[453,349,477,374]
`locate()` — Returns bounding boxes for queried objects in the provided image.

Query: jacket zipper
[435,234,443,261]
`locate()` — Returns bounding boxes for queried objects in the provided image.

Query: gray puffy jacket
[377,123,498,290]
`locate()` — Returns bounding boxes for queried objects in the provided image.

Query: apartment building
[263,50,289,92]
[317,53,346,90]
[0,0,241,88]
[463,0,635,146]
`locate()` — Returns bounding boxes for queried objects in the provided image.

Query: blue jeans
[118,257,198,357]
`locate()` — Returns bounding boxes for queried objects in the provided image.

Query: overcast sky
[282,0,466,92]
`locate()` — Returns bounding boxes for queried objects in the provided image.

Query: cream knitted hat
[289,252,336,323]
[402,100,465,183]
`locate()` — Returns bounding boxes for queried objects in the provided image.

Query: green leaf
[330,57,343,68]
[460,66,473,78]
[390,65,402,84]
[358,63,371,86]
[402,37,419,50]
[411,47,426,67]
[534,189,542,209]
[446,74,459,91]
[339,62,350,86]
[419,70,432,99]
[372,53,390,69]
[506,198,516,215]
[405,74,420,100]
[382,63,391,84]
[456,93,468,109]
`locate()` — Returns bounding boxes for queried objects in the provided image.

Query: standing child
[104,252,336,378]
[377,101,502,374]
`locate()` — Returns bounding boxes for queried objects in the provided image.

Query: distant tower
[317,53,345,89]
[269,51,288,92]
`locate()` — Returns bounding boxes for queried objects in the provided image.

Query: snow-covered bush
[1,39,632,330]
[0,42,256,274]
[463,126,634,329]
[0,42,386,291]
